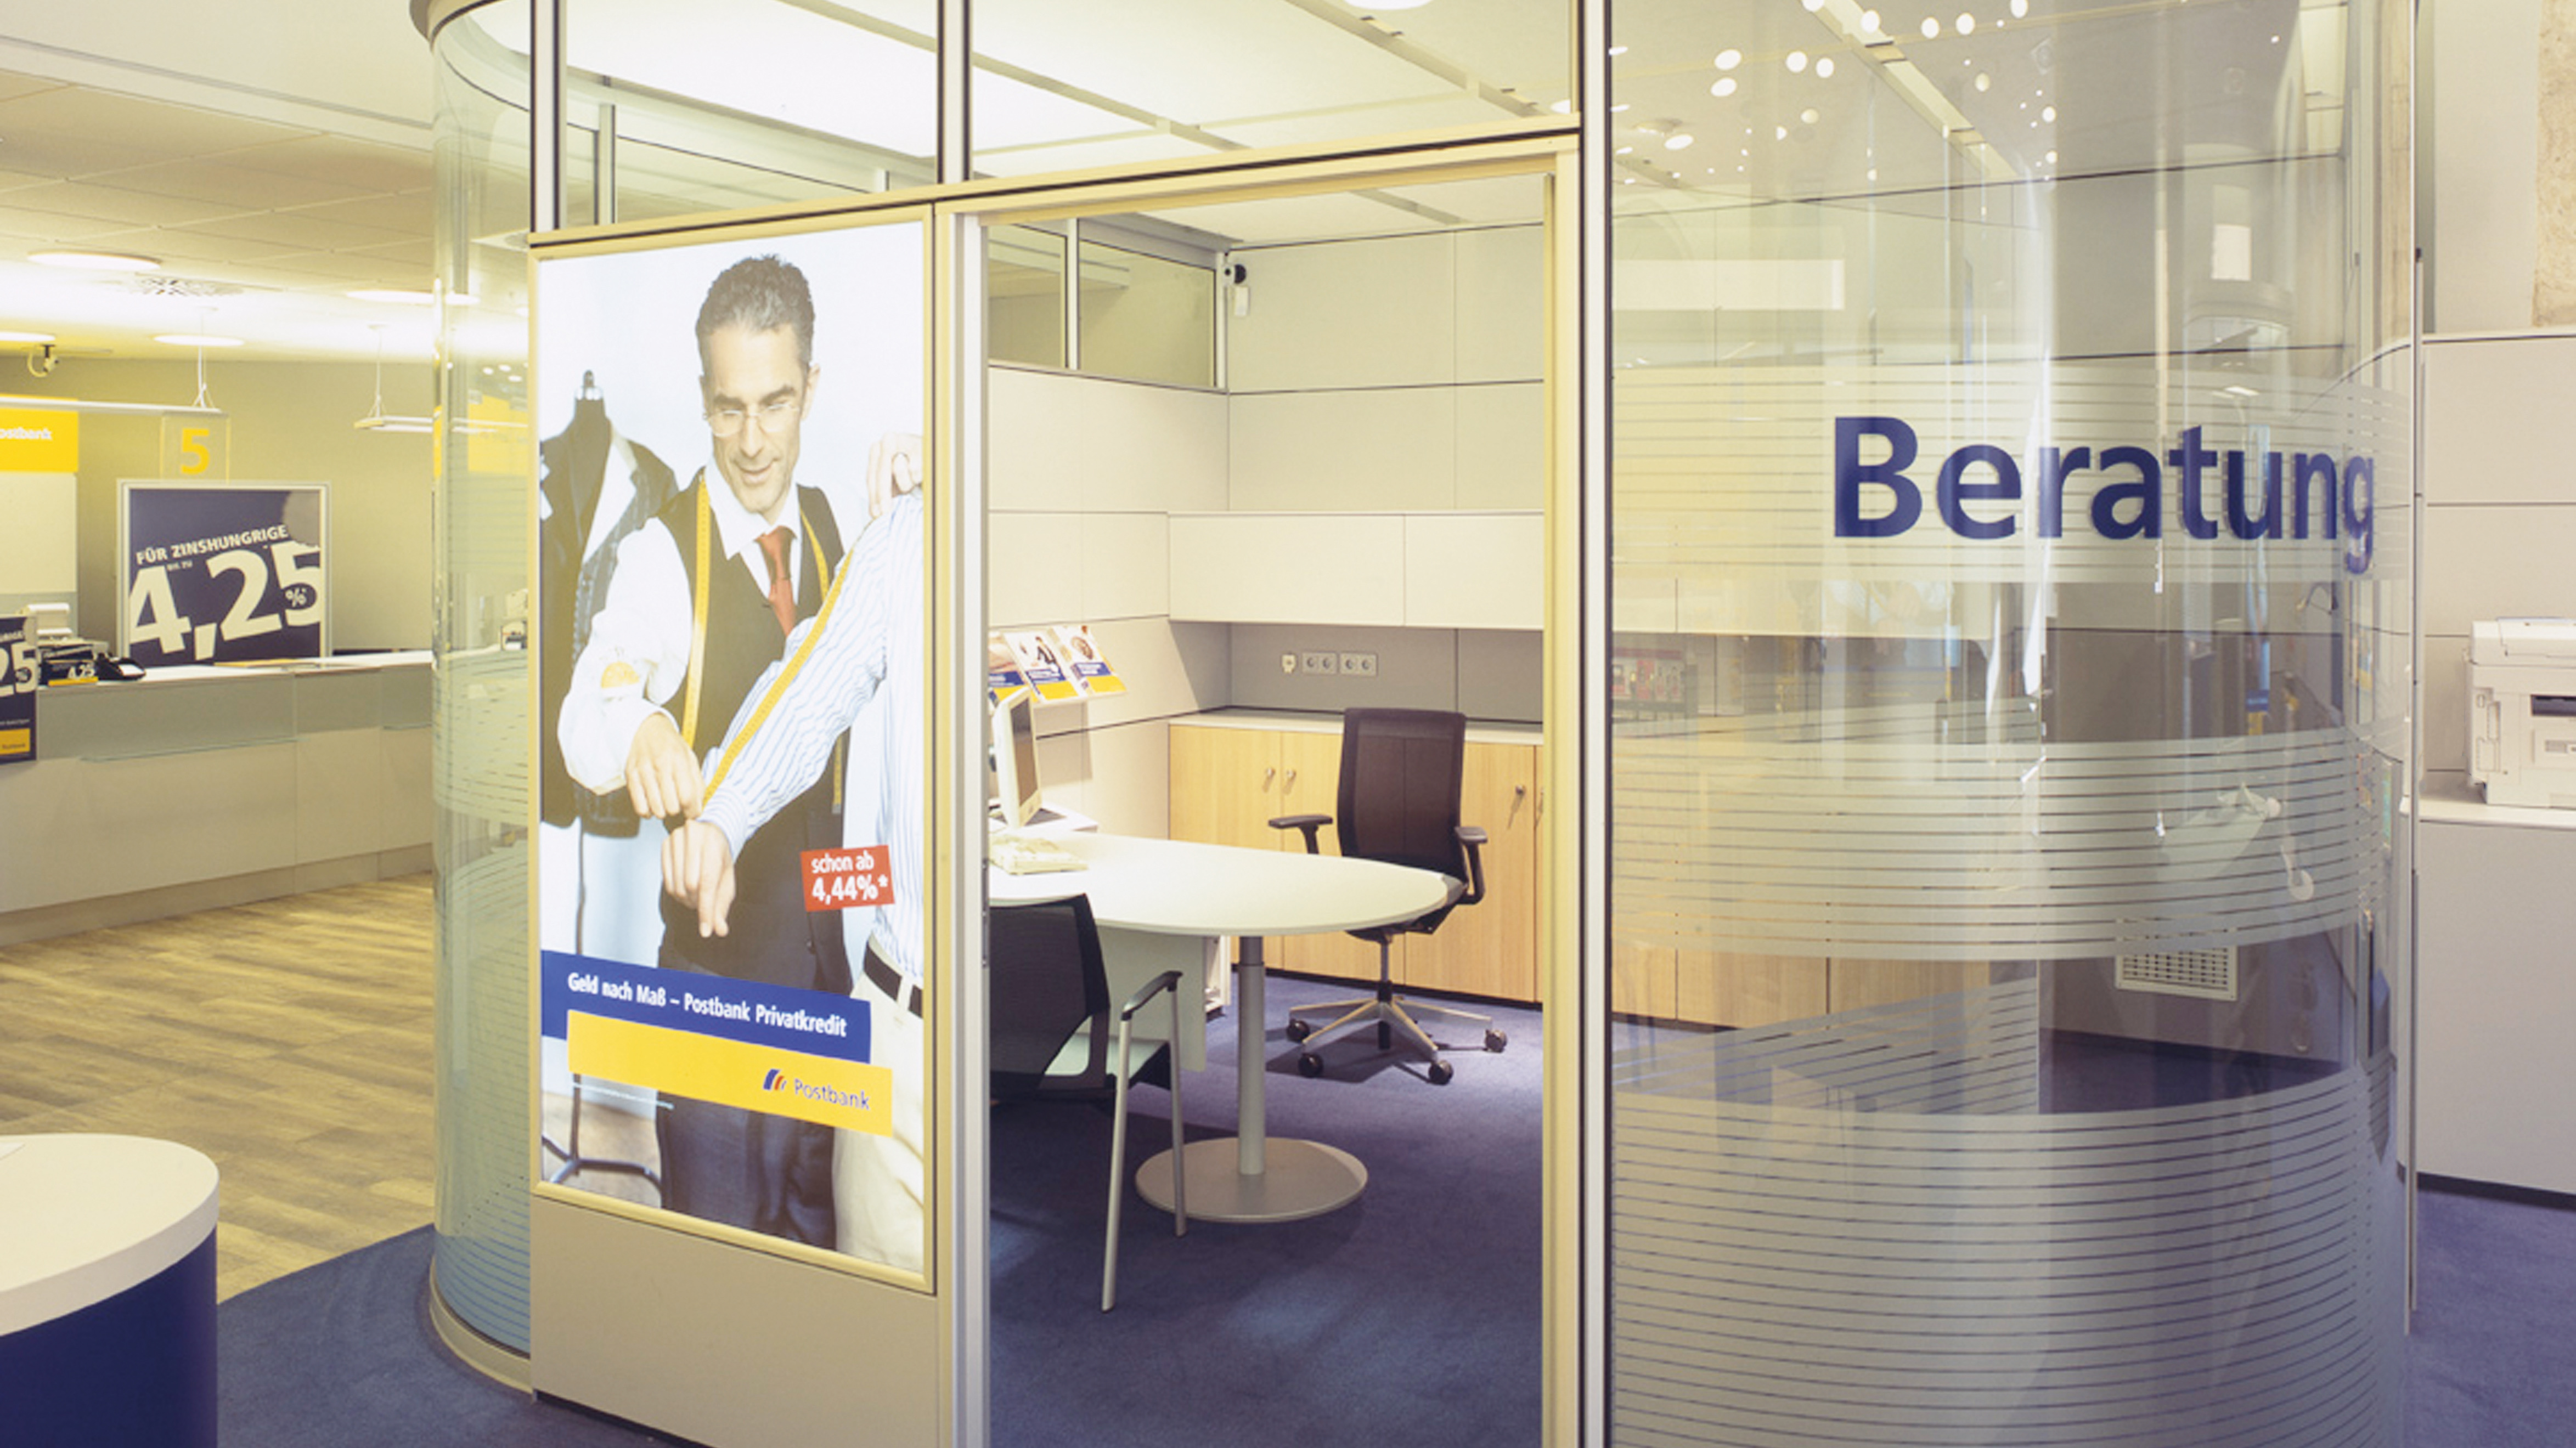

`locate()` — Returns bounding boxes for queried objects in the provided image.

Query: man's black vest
[656,476,852,996]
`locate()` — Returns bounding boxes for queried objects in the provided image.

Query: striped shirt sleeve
[695,491,913,854]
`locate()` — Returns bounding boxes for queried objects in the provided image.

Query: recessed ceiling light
[0,330,56,344]
[1786,50,1810,73]
[1816,56,1835,78]
[30,248,161,273]
[1715,48,1743,70]
[154,333,244,348]
[1711,77,1739,98]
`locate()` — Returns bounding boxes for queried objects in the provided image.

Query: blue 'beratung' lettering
[1834,416,1921,538]
[1828,416,2376,575]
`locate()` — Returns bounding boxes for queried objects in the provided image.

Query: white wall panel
[1228,389,1457,512]
[1454,224,1545,384]
[2418,817,2576,1193]
[1081,379,1227,513]
[2420,501,2576,638]
[988,510,1081,627]
[0,472,76,593]
[1405,512,1542,629]
[2428,0,2543,332]
[1075,512,1171,621]
[1228,231,1456,392]
[2422,335,2576,503]
[1455,382,1545,510]
[1169,513,1405,625]
[2423,632,2471,777]
[986,366,1082,512]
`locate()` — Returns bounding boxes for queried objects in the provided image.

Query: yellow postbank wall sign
[0,409,78,473]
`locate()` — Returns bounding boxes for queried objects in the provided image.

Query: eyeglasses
[705,396,801,437]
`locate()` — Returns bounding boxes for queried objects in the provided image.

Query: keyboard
[989,833,1086,875]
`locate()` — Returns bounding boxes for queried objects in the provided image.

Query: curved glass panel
[1606,2,2412,1443]
[430,0,539,1355]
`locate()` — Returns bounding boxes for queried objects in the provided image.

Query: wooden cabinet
[1169,718,1542,1002]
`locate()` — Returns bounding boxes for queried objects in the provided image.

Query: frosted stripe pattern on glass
[1616,726,2368,960]
[1609,983,2399,1448]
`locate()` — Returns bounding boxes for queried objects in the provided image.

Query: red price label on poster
[802,846,892,912]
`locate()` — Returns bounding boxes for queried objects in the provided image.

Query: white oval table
[0,1133,221,1447]
[991,832,1453,1221]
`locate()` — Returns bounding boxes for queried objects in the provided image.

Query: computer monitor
[992,689,1044,829]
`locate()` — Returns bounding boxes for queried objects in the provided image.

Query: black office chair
[988,894,1188,1311]
[1269,707,1504,1085]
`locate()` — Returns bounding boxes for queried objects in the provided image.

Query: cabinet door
[1401,741,1536,1001]
[1169,725,1282,851]
[1274,729,1382,981]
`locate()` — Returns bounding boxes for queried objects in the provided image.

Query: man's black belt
[863,941,923,1017]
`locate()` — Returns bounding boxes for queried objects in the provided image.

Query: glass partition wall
[429,1,2415,1441]
[1603,2,2413,1445]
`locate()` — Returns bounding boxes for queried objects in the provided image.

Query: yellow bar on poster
[568,1012,894,1136]
[0,409,78,472]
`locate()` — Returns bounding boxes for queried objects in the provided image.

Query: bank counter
[0,1134,221,1448]
[0,651,431,946]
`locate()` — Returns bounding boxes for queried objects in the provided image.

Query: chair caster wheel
[1298,1052,1325,1078]
[1286,1019,1312,1043]
[1485,1028,1508,1053]
[1428,1060,1455,1085]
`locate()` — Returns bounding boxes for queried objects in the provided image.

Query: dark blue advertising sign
[0,614,33,763]
[120,484,328,665]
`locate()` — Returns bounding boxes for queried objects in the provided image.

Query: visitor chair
[988,893,1187,1311]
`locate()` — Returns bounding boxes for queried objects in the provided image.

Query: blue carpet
[989,975,1546,1448]
[216,993,2571,1446]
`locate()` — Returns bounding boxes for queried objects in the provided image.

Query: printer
[2468,618,2576,807]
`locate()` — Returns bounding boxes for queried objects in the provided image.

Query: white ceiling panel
[0,83,318,156]
[84,157,377,211]
[1363,0,1573,99]
[345,237,438,272]
[0,205,141,242]
[974,0,1457,126]
[1146,190,1452,247]
[0,129,170,179]
[3,179,253,229]
[190,210,420,252]
[220,134,438,193]
[971,131,1216,180]
[0,166,71,195]
[130,231,313,266]
[260,251,430,285]
[0,75,65,104]
[282,191,439,236]
[1212,93,1526,151]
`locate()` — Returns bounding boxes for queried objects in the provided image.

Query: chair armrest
[1117,969,1185,1022]
[1453,824,1488,907]
[1267,812,1331,854]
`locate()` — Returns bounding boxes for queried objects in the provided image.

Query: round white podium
[0,1134,221,1447]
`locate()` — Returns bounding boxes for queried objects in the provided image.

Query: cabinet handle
[1284,768,1298,789]
[1262,766,1276,789]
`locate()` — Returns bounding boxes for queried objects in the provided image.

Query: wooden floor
[0,874,437,1301]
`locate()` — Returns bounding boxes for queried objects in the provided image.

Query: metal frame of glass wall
[423,2,2415,1444]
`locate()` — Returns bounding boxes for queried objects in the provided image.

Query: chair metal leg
[1104,1066,1130,1313]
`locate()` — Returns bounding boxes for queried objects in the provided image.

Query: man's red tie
[757,527,796,637]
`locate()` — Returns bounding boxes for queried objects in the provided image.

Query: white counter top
[0,1134,219,1336]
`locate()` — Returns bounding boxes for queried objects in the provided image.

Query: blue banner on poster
[539,951,872,1065]
[0,614,32,763]
[120,484,327,666]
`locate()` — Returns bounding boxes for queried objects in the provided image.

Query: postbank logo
[570,1013,893,1135]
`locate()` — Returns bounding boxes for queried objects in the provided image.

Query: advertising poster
[118,483,327,665]
[533,222,930,1280]
[1005,629,1080,702]
[0,614,32,763]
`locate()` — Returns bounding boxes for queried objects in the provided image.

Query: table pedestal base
[1136,1138,1367,1224]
